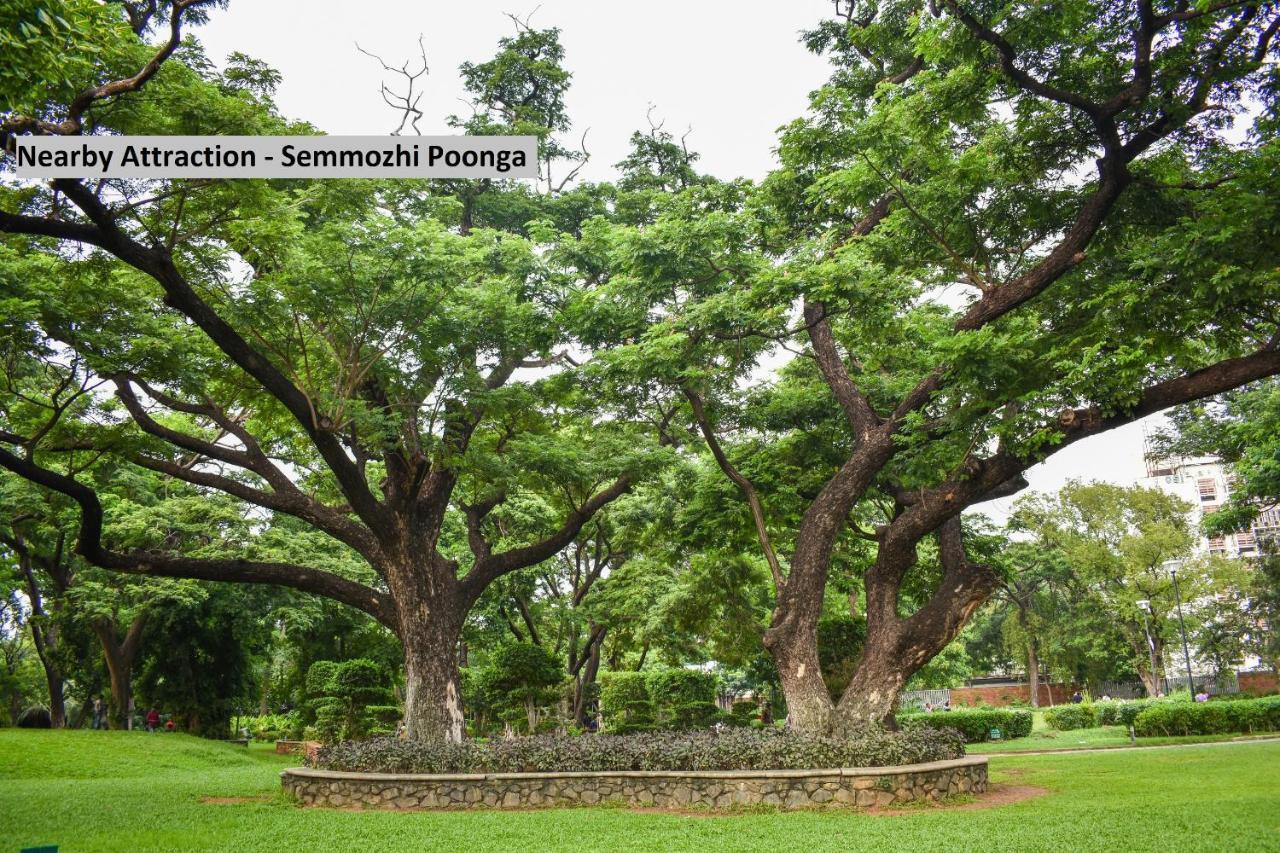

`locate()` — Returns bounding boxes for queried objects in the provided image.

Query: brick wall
[1239,671,1278,696]
[950,682,1077,707]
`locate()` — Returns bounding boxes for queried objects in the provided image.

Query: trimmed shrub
[314,725,965,774]
[1044,703,1098,731]
[900,708,1033,743]
[1096,699,1158,727]
[599,672,654,733]
[729,699,758,726]
[1133,696,1280,737]
[306,658,398,743]
[600,668,723,733]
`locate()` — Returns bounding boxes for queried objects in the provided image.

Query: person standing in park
[91,697,104,730]
[144,708,160,733]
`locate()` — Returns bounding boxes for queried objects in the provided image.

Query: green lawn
[968,725,1251,753]
[1,730,1277,852]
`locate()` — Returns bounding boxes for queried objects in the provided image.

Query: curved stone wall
[282,755,987,810]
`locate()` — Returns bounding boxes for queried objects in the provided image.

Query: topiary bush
[314,725,965,774]
[600,668,725,733]
[728,699,759,727]
[1044,703,1098,730]
[306,658,399,743]
[900,708,1032,742]
[1133,696,1280,736]
[599,671,654,733]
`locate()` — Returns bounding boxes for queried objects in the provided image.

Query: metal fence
[897,689,951,712]
[1161,673,1238,695]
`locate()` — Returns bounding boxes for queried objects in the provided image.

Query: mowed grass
[1,730,1278,852]
[967,725,1251,753]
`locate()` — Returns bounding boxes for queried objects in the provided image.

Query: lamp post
[1135,599,1163,697]
[1165,561,1197,696]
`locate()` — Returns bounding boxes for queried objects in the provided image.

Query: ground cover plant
[2,730,1278,852]
[313,727,965,774]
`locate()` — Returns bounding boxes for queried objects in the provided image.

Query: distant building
[1139,427,1260,558]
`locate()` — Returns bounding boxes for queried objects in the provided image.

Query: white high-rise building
[1139,428,1262,558]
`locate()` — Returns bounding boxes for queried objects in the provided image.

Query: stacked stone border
[281,755,987,810]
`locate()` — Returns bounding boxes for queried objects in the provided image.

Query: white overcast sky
[195,0,1159,518]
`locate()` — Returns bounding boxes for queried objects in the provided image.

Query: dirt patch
[868,783,1049,816]
[201,795,274,805]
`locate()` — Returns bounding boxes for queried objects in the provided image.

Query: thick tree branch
[0,445,395,627]
[460,475,633,601]
[683,387,787,590]
[25,178,394,540]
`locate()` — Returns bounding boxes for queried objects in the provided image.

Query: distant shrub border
[1043,704,1098,731]
[1094,700,1153,727]
[1133,697,1280,737]
[900,708,1033,743]
[312,727,965,775]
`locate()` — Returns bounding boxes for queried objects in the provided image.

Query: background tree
[579,0,1280,732]
[0,2,668,743]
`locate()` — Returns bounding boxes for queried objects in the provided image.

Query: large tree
[582,0,1280,732]
[0,2,665,742]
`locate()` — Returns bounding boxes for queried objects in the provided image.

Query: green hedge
[900,708,1033,742]
[1095,699,1159,727]
[599,668,721,733]
[315,726,965,774]
[1044,703,1098,730]
[1133,697,1280,736]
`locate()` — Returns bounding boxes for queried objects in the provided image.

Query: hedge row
[1043,704,1098,731]
[314,726,965,774]
[1133,697,1280,737]
[900,708,1033,742]
[1094,700,1160,727]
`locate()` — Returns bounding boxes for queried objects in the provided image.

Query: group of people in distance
[87,696,172,732]
[921,700,951,713]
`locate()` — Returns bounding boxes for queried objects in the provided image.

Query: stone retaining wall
[281,756,986,810]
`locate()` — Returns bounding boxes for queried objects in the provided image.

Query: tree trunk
[765,621,834,732]
[18,548,66,727]
[394,564,466,743]
[830,520,995,735]
[572,624,604,727]
[1026,639,1041,708]
[93,616,145,730]
[829,623,906,732]
[1016,605,1040,708]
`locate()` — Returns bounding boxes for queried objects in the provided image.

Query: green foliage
[598,671,654,733]
[900,709,1033,743]
[1044,704,1099,731]
[470,643,565,734]
[0,0,129,114]
[599,668,722,733]
[246,713,300,742]
[315,726,964,774]
[305,659,397,743]
[1095,700,1158,727]
[1133,697,1280,737]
